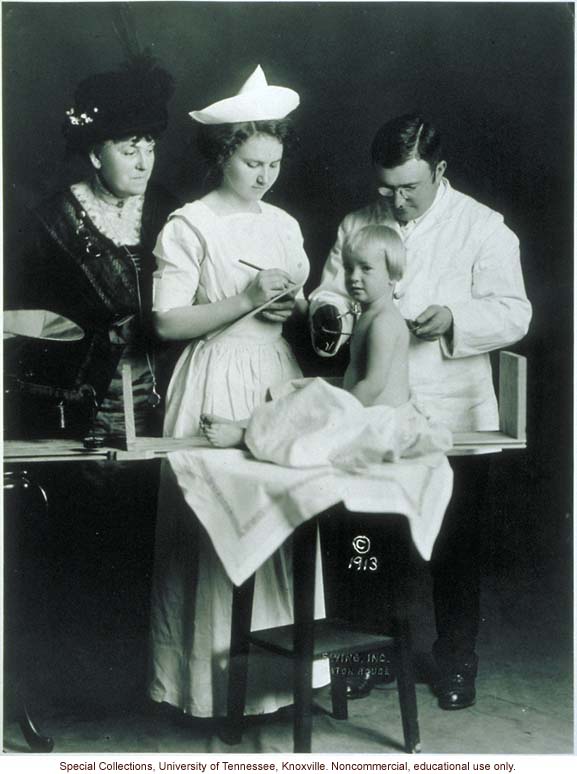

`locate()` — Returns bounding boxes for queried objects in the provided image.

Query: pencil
[239,259,264,271]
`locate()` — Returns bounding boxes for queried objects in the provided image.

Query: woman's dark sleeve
[4,213,58,312]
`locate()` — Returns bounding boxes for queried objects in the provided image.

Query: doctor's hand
[311,304,345,356]
[411,305,453,341]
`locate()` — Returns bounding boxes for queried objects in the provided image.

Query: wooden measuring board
[113,436,208,460]
[120,351,527,456]
[452,351,527,451]
[498,351,527,442]
[119,363,209,457]
[4,438,113,462]
[5,351,527,463]
[452,431,526,451]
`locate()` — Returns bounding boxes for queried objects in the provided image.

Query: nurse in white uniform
[310,114,532,710]
[149,66,327,718]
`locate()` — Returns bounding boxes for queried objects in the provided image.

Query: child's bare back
[343,302,410,408]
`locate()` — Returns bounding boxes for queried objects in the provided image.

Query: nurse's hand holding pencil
[240,259,298,322]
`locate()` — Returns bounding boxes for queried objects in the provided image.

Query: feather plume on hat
[63,4,174,153]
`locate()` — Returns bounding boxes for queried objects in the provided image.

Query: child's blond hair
[342,225,406,281]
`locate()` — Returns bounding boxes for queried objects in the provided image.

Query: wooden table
[3,351,526,750]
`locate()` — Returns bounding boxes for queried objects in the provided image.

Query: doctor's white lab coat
[309,179,532,432]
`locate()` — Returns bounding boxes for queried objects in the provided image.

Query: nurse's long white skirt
[149,325,329,717]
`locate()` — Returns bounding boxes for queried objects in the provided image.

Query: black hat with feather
[63,55,174,154]
[63,6,174,154]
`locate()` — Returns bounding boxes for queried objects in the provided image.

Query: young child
[201,226,451,466]
[340,225,409,408]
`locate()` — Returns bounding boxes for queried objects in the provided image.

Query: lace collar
[70,178,144,247]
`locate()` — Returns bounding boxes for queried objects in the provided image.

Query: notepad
[206,283,301,342]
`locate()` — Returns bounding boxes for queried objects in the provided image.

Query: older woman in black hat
[11,57,179,438]
[6,58,180,651]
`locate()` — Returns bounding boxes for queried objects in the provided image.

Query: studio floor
[3,550,573,755]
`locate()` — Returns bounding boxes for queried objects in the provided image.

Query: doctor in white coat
[310,114,532,710]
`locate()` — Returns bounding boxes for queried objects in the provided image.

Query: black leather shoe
[435,671,476,710]
[346,655,395,700]
[346,668,376,700]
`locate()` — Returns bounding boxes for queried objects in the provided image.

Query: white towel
[246,377,453,469]
[168,446,453,586]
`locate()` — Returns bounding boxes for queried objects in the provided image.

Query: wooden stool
[221,509,420,753]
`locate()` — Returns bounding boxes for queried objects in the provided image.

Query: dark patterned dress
[7,178,180,438]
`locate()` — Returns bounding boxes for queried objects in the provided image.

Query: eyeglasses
[377,169,437,199]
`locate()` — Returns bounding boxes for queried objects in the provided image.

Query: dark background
[2,0,573,678]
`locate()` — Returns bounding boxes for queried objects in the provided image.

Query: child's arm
[348,314,398,406]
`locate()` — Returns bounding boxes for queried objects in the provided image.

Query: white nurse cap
[189,65,300,124]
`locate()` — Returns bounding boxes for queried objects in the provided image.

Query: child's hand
[411,305,453,340]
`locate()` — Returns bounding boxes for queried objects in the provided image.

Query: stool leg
[293,519,317,753]
[386,515,420,753]
[221,574,256,745]
[329,662,348,720]
[394,617,421,753]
